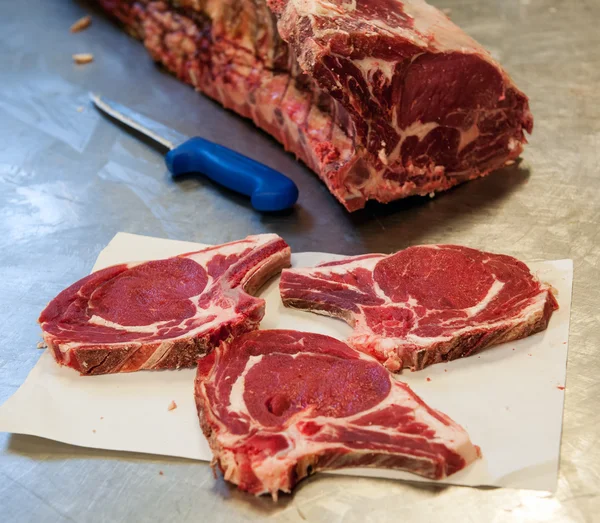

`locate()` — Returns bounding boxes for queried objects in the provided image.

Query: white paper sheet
[0,233,573,492]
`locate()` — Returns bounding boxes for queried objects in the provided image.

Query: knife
[90,93,299,212]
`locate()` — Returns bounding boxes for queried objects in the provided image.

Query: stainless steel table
[1,0,598,521]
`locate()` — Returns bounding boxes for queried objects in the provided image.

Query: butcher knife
[90,93,299,212]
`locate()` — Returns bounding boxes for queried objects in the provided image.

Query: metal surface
[90,92,188,150]
[0,0,598,521]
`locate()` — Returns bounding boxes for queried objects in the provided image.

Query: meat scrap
[94,0,532,211]
[195,330,480,497]
[39,234,290,375]
[72,53,94,64]
[280,245,557,371]
[70,15,92,33]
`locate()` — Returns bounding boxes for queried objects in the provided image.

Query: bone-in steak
[96,0,532,211]
[280,245,557,371]
[195,329,480,497]
[39,234,290,375]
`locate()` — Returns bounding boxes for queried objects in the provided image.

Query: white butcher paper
[0,232,573,492]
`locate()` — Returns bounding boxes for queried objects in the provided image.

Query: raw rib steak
[96,0,532,211]
[280,245,558,371]
[39,234,290,375]
[195,329,480,497]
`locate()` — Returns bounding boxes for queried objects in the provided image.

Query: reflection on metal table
[0,0,598,521]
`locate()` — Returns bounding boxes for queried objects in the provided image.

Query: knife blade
[90,93,299,212]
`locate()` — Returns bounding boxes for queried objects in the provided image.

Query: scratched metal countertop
[0,0,598,521]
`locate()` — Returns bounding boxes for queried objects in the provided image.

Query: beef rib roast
[96,0,532,211]
[280,245,558,371]
[39,234,290,375]
[195,329,480,497]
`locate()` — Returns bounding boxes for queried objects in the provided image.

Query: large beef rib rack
[39,234,290,375]
[280,245,558,371]
[96,0,532,211]
[195,329,480,497]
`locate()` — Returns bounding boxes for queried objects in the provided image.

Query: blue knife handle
[165,137,298,212]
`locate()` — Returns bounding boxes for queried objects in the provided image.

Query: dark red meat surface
[40,234,290,375]
[280,245,557,371]
[96,0,533,211]
[195,329,480,497]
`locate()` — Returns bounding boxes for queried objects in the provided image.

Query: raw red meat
[195,329,480,497]
[280,245,558,371]
[96,0,532,211]
[39,234,290,375]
